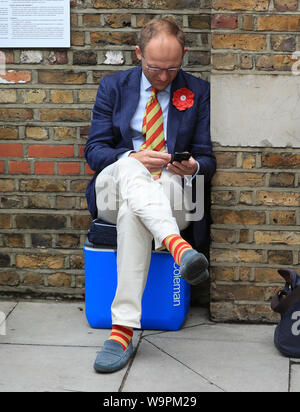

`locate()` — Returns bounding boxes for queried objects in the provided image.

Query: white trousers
[95,156,191,329]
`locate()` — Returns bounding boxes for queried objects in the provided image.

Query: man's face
[136,34,186,91]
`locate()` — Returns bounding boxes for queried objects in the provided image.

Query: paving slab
[143,323,290,392]
[0,344,126,392]
[180,306,213,328]
[0,301,18,317]
[0,301,17,336]
[141,306,213,338]
[0,300,141,392]
[290,363,300,392]
[0,301,105,346]
[146,321,276,343]
[0,301,140,347]
[123,338,223,392]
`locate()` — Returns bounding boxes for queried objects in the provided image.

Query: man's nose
[158,70,169,81]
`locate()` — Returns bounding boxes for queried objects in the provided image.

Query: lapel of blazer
[167,70,188,155]
[120,66,142,143]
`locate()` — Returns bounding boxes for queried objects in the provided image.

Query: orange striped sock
[163,234,193,266]
[109,325,133,351]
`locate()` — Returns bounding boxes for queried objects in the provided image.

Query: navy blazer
[84,66,216,250]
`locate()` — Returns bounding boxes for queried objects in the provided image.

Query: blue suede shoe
[180,249,209,285]
[94,340,133,373]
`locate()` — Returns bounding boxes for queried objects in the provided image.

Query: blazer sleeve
[84,77,131,172]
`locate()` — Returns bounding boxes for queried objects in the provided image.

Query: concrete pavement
[0,299,299,392]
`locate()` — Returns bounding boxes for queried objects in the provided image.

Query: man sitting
[84,17,216,373]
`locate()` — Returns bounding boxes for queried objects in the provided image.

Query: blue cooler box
[84,245,191,331]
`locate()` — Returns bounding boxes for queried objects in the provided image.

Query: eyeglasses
[145,64,181,74]
[142,56,181,74]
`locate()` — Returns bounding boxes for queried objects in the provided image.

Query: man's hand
[166,156,198,178]
[129,150,171,173]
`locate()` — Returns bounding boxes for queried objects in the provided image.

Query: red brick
[85,164,94,175]
[0,70,31,83]
[34,162,55,175]
[212,14,238,29]
[79,145,85,158]
[0,144,23,157]
[9,161,30,174]
[28,145,74,158]
[58,162,80,175]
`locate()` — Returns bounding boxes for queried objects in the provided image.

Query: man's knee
[116,156,150,177]
[97,156,148,191]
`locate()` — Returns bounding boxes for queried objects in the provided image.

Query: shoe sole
[94,343,133,373]
[94,357,131,373]
[180,253,209,285]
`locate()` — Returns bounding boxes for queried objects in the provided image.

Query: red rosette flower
[172,88,195,111]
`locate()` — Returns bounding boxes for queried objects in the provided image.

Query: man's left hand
[166,156,198,178]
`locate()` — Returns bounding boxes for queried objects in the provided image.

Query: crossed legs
[96,156,190,328]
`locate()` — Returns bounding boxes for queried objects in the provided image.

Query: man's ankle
[109,325,133,351]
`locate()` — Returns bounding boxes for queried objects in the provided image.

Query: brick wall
[0,0,211,299]
[211,0,299,73]
[210,0,300,322]
[1,0,299,323]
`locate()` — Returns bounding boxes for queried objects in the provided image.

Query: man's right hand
[129,150,171,173]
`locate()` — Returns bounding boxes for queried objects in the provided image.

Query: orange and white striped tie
[139,87,166,178]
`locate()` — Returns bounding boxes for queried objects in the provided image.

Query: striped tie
[139,87,166,177]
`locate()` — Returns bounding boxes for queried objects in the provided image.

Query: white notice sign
[0,0,70,48]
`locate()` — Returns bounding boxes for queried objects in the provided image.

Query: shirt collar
[141,72,171,94]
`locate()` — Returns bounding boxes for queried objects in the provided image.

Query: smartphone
[170,152,192,163]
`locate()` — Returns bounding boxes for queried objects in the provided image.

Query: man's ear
[135,45,142,61]
[183,47,188,57]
